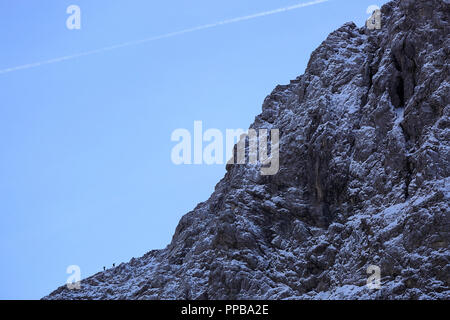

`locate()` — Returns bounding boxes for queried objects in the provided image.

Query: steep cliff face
[46,0,449,300]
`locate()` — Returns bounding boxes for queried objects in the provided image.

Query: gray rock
[44,0,449,300]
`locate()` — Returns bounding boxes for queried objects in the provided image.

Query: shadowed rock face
[45,0,449,300]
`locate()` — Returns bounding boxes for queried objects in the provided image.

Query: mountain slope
[45,0,449,300]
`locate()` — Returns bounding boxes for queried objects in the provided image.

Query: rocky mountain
[45,0,449,300]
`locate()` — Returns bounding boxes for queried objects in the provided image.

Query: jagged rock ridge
[46,0,449,300]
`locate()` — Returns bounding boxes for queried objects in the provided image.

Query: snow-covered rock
[45,0,449,300]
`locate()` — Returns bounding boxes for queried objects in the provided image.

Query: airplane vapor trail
[0,0,330,74]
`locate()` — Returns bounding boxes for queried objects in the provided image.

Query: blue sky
[0,0,387,299]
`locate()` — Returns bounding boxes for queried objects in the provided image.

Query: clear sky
[0,0,388,299]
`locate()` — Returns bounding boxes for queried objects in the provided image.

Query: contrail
[0,0,329,74]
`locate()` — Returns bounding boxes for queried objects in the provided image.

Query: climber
[103,266,106,271]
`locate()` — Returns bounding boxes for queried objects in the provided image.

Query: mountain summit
[46,0,449,300]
